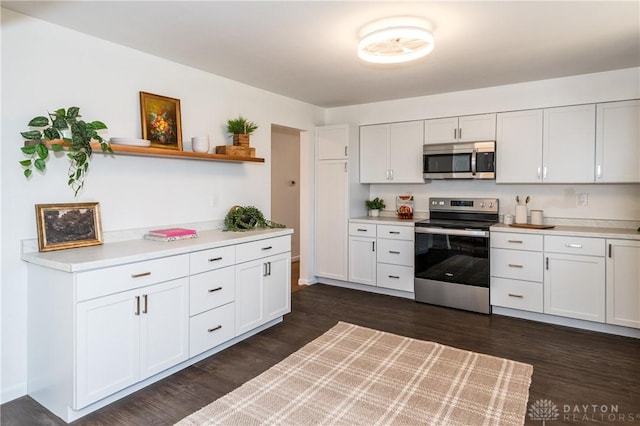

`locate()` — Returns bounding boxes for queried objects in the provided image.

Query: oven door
[414,227,491,313]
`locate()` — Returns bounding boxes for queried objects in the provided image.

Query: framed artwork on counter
[139,91,183,150]
[35,202,103,252]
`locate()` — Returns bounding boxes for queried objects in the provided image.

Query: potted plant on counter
[365,197,386,217]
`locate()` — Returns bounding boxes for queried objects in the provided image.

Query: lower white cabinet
[348,235,377,286]
[76,278,189,408]
[606,239,640,328]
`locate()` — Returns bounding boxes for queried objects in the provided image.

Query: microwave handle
[471,149,477,175]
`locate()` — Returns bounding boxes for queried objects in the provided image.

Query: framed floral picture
[35,202,103,252]
[139,91,182,150]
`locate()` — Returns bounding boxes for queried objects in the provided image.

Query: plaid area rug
[177,322,533,425]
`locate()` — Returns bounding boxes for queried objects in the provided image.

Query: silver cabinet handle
[508,264,523,268]
[543,166,548,179]
[344,162,347,172]
[507,240,523,244]
[537,167,541,178]
[372,241,375,252]
[131,272,151,278]
[388,275,400,279]
[344,146,348,157]
[459,128,462,139]
[208,286,223,293]
[508,293,524,298]
[389,250,401,254]
[357,228,368,232]
[454,128,457,139]
[208,325,222,333]
[596,164,602,179]
[389,169,394,180]
[208,257,223,262]
[263,263,268,277]
[609,244,612,258]
[142,294,148,314]
[565,244,582,248]
[135,296,140,316]
[546,257,549,270]
[261,246,273,251]
[389,231,400,234]
[268,261,271,276]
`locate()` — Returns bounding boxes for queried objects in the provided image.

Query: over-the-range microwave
[423,141,495,179]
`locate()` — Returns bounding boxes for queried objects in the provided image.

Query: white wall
[0,9,323,403]
[326,68,640,224]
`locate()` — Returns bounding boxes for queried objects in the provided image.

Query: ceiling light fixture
[358,17,434,64]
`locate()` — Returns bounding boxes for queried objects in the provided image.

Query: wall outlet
[577,192,588,207]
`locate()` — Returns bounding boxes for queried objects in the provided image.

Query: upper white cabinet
[496,110,544,183]
[317,124,350,160]
[360,120,424,183]
[424,113,496,145]
[595,100,640,183]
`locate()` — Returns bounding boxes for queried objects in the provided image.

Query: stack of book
[144,227,198,242]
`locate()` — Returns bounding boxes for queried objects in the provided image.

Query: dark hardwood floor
[2,284,639,425]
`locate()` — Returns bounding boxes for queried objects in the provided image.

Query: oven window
[415,232,489,287]
[424,153,471,173]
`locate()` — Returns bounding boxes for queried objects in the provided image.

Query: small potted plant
[224,205,285,231]
[19,107,110,196]
[365,197,386,217]
[226,115,258,147]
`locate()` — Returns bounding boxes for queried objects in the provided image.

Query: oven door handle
[415,227,489,238]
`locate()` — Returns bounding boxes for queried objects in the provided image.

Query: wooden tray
[508,223,555,229]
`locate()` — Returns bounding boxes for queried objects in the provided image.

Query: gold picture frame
[139,91,183,150]
[35,202,103,252]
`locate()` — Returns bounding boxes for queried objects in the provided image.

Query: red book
[148,227,197,237]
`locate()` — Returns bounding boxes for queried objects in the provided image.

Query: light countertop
[349,215,425,226]
[491,223,640,240]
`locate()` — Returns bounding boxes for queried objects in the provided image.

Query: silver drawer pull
[208,256,223,262]
[388,275,400,279]
[357,228,368,232]
[207,325,222,333]
[389,231,400,234]
[208,286,223,293]
[507,240,523,244]
[508,264,524,268]
[565,244,582,248]
[261,246,273,251]
[508,293,524,298]
[389,250,401,254]
[131,272,151,278]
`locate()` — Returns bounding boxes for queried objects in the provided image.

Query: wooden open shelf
[28,140,265,163]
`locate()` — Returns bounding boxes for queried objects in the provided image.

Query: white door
[544,253,605,322]
[139,278,189,380]
[424,117,458,144]
[316,160,348,280]
[348,236,377,286]
[76,289,139,409]
[235,259,265,335]
[595,100,640,183]
[543,104,596,183]
[496,110,543,183]
[388,121,424,183]
[264,252,291,321]
[606,240,640,328]
[458,114,496,142]
[317,125,348,160]
[360,124,389,183]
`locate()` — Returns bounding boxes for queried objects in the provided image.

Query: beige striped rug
[177,322,533,425]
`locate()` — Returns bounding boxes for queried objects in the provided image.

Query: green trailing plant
[365,197,386,210]
[226,115,258,135]
[224,205,285,231]
[19,107,111,196]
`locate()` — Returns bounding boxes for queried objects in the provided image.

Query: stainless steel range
[414,197,499,314]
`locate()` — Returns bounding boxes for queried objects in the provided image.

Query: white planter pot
[368,209,380,217]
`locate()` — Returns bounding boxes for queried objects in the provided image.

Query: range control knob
[479,202,485,207]
[489,202,495,208]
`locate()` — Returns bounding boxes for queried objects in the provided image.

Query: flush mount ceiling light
[358,17,434,64]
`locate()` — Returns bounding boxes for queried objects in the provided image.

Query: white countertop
[349,216,424,226]
[491,223,640,240]
[21,228,294,273]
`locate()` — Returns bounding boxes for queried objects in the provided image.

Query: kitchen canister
[531,209,544,225]
[191,136,210,153]
[515,205,528,224]
[504,214,514,225]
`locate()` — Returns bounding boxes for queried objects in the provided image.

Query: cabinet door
[543,104,596,183]
[76,289,140,409]
[316,160,348,280]
[360,124,389,183]
[606,240,640,328]
[544,253,605,322]
[458,114,496,142]
[317,125,349,160]
[388,121,424,183]
[496,110,543,183]
[348,236,377,285]
[264,252,291,321]
[596,100,640,183]
[235,259,265,335]
[424,117,458,144]
[139,278,189,380]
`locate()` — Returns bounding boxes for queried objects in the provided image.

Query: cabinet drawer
[377,239,413,266]
[491,277,543,312]
[544,235,605,257]
[348,223,377,237]
[376,264,414,292]
[490,248,543,282]
[190,266,235,315]
[189,302,235,357]
[236,235,291,264]
[77,255,190,301]
[491,232,543,251]
[190,245,235,275]
[377,225,413,241]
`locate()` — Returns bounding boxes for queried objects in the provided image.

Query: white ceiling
[3,1,640,108]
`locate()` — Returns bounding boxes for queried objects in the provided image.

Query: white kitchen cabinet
[595,100,640,183]
[376,225,414,292]
[424,114,496,145]
[496,109,544,183]
[348,235,377,286]
[606,239,640,328]
[360,120,424,183]
[315,124,368,281]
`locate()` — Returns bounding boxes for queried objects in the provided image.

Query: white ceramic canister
[530,209,544,225]
[515,205,528,224]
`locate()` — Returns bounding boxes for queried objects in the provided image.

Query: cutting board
[508,223,555,229]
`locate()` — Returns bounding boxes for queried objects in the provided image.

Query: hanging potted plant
[19,107,111,196]
[226,115,258,147]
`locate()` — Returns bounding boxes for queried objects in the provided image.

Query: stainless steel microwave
[423,141,495,179]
